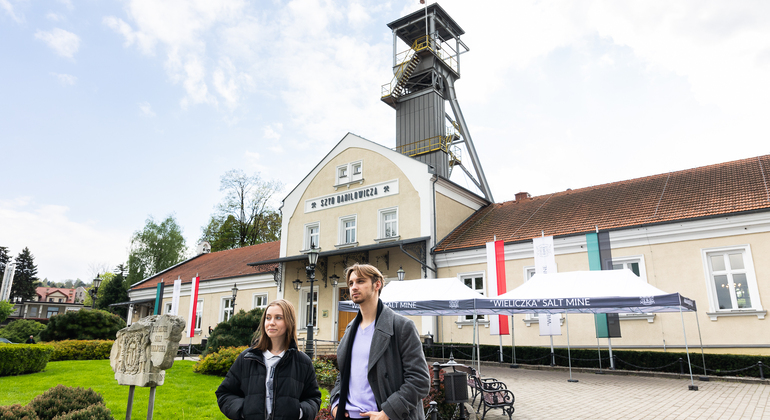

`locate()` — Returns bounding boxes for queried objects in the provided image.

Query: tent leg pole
[550,336,555,367]
[695,310,708,381]
[566,311,577,382]
[596,337,603,374]
[608,337,614,370]
[680,306,697,391]
[510,315,518,368]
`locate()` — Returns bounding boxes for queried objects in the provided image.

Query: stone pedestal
[110,315,186,387]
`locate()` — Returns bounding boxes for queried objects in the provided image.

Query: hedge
[424,343,770,378]
[48,340,114,361]
[0,344,54,376]
[194,346,248,376]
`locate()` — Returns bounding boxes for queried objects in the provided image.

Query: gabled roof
[435,155,770,252]
[36,287,75,303]
[130,241,280,291]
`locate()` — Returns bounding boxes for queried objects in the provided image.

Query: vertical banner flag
[187,276,200,338]
[1,263,16,302]
[587,231,621,338]
[533,236,561,336]
[486,240,509,335]
[153,280,165,315]
[170,278,182,316]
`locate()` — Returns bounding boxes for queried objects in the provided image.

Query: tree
[0,319,46,343]
[40,309,126,341]
[83,272,114,309]
[200,169,283,252]
[0,246,11,294]
[98,265,129,318]
[10,247,38,302]
[126,215,187,286]
[0,301,13,323]
[204,307,264,356]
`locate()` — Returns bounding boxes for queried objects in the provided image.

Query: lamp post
[230,284,239,319]
[90,275,103,309]
[304,245,320,358]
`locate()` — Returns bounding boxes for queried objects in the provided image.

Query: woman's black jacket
[216,342,322,420]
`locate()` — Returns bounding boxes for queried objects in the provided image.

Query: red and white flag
[186,276,200,338]
[486,240,509,335]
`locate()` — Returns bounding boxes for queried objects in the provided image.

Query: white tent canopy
[338,277,482,315]
[475,270,697,315]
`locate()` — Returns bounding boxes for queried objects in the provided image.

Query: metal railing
[381,34,460,98]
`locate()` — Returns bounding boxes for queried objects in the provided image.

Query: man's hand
[360,411,389,420]
[331,407,350,418]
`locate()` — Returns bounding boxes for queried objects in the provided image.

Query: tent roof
[475,270,697,314]
[339,278,482,315]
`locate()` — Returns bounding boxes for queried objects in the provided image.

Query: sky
[1,0,769,283]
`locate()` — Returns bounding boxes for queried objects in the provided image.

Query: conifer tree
[10,247,38,302]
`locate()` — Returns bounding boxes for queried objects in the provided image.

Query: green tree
[0,246,10,280]
[200,170,282,252]
[204,307,264,356]
[83,273,114,309]
[40,309,126,341]
[0,319,46,343]
[0,301,14,323]
[10,247,38,302]
[97,265,129,318]
[126,215,187,286]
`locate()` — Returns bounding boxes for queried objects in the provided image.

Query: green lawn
[1,360,331,419]
[0,360,226,419]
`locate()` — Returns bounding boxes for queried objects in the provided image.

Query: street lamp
[230,284,239,318]
[90,275,103,309]
[397,266,405,281]
[304,245,320,358]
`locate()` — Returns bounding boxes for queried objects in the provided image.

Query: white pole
[608,337,615,369]
[566,311,577,382]
[679,305,697,390]
[550,335,555,366]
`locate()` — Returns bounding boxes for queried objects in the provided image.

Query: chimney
[515,192,530,201]
[196,241,212,255]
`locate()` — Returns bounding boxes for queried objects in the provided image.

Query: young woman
[216,299,322,420]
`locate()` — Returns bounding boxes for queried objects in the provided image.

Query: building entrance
[337,287,355,341]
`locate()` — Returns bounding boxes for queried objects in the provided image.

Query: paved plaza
[463,364,770,420]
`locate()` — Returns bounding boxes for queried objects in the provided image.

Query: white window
[351,161,363,181]
[339,215,357,245]
[300,287,318,330]
[335,161,364,185]
[221,297,235,322]
[47,308,59,318]
[305,222,320,250]
[460,273,486,322]
[164,302,173,314]
[253,293,268,310]
[702,246,764,319]
[336,165,349,184]
[29,307,38,317]
[378,207,398,240]
[523,267,537,321]
[194,298,203,331]
[611,256,647,280]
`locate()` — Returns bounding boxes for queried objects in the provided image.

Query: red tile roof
[435,155,770,252]
[36,287,76,303]
[131,241,280,290]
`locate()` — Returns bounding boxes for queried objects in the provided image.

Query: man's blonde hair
[344,263,384,296]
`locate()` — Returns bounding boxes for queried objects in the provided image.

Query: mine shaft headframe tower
[382,3,493,202]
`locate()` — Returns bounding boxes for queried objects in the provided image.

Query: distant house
[4,287,86,324]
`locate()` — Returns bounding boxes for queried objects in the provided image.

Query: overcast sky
[2,0,769,282]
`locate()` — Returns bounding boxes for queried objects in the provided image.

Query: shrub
[0,344,54,376]
[51,403,113,420]
[29,385,105,420]
[312,358,339,387]
[0,319,47,344]
[317,354,338,371]
[194,346,249,376]
[204,307,263,356]
[49,340,114,361]
[0,300,14,324]
[423,367,454,420]
[40,309,125,342]
[0,404,39,420]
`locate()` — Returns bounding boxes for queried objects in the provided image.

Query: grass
[1,360,332,419]
[1,360,226,419]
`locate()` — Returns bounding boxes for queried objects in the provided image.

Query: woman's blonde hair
[253,299,298,351]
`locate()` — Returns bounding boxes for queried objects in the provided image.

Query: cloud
[35,28,80,58]
[56,0,73,10]
[1,0,23,23]
[46,12,64,21]
[51,72,76,85]
[138,101,156,117]
[0,198,129,282]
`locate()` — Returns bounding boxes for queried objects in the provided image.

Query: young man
[331,264,430,420]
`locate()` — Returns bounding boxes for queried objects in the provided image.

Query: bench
[470,375,515,420]
[449,366,507,410]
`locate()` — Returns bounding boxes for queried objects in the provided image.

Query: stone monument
[110,315,186,387]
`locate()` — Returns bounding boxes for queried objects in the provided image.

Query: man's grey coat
[331,303,430,420]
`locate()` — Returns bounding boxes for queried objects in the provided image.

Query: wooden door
[338,287,356,341]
